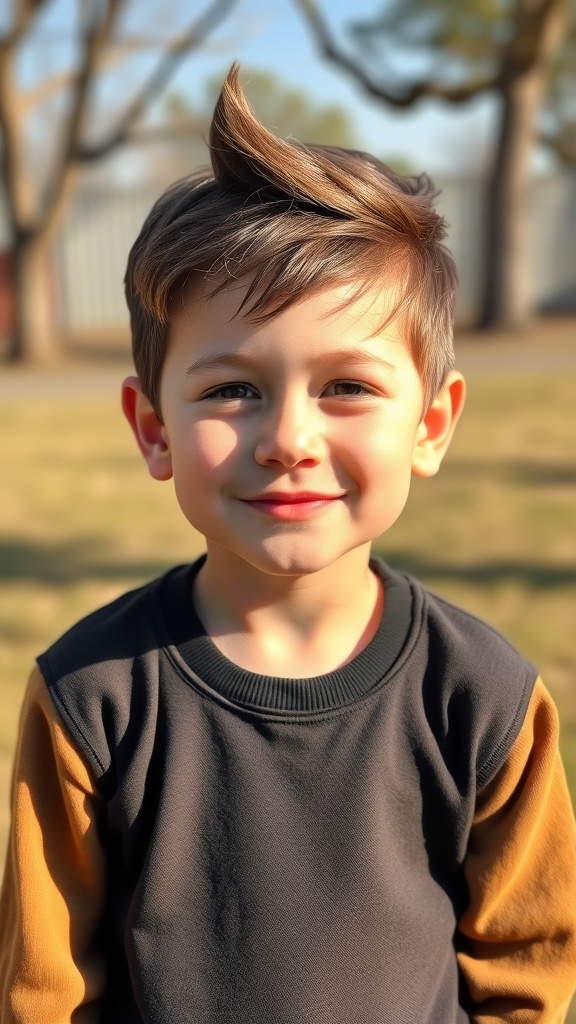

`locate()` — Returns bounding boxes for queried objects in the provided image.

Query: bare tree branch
[0,55,24,231]
[539,127,576,162]
[127,115,208,143]
[0,0,49,50]
[39,0,123,235]
[20,70,78,112]
[507,0,568,77]
[0,0,241,362]
[73,0,240,161]
[0,1,53,230]
[291,0,502,106]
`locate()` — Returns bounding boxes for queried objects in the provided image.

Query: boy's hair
[125,63,457,416]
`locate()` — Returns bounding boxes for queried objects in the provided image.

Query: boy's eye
[204,383,259,401]
[324,380,374,397]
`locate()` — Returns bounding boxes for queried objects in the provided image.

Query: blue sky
[20,0,498,176]
[166,0,498,174]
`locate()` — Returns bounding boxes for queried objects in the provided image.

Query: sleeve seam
[38,657,108,777]
[476,667,538,790]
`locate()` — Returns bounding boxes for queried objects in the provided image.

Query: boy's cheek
[171,419,243,477]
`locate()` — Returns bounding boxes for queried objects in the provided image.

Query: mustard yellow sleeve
[0,666,108,1023]
[457,676,576,1023]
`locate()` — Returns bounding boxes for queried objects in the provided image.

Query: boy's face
[124,279,463,579]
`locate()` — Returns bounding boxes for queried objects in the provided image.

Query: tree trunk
[478,68,545,329]
[478,0,567,330]
[7,232,61,362]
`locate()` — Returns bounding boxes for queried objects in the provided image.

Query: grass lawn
[1,354,575,1016]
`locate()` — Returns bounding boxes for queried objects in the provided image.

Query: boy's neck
[192,545,384,678]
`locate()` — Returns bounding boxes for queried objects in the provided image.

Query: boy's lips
[243,492,344,503]
[241,492,345,520]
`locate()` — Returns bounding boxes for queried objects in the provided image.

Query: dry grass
[0,347,575,1016]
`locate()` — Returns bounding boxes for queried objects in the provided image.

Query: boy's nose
[254,399,326,468]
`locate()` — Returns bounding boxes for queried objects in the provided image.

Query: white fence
[53,172,576,336]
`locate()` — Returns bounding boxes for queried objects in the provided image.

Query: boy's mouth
[241,492,344,521]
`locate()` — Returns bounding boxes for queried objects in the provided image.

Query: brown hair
[125,63,457,416]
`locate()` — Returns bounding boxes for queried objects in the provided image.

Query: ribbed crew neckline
[157,556,414,715]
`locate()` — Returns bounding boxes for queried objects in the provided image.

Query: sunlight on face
[153,279,442,579]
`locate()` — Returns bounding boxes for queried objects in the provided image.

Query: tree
[136,67,362,201]
[292,0,575,329]
[0,0,238,363]
[540,16,576,163]
[208,66,361,148]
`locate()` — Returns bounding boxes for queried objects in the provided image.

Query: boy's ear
[121,376,173,481]
[411,371,465,478]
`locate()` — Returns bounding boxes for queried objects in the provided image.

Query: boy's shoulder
[36,559,538,791]
[36,564,189,779]
[400,567,537,786]
[39,569,172,676]
[417,576,535,682]
[374,556,535,673]
[39,557,534,686]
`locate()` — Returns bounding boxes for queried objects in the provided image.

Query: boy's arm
[0,666,108,1023]
[457,676,576,1024]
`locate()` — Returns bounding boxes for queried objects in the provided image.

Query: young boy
[1,64,575,1024]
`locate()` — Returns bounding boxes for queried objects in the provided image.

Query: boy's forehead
[173,273,407,348]
[163,282,419,398]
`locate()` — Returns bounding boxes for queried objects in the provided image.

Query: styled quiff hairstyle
[125,63,457,416]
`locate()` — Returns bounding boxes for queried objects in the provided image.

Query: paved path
[0,364,131,401]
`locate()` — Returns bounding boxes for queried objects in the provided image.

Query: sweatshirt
[1,557,576,1023]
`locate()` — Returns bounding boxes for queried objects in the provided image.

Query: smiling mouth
[244,493,343,503]
[241,494,344,521]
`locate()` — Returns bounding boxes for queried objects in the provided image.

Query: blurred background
[0,2,575,1010]
[1,0,575,354]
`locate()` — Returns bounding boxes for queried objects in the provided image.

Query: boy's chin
[208,537,372,580]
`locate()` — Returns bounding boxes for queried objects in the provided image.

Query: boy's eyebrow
[185,352,263,376]
[185,349,399,376]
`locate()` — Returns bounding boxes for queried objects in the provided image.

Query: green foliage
[545,2,576,164]
[174,65,362,149]
[349,0,576,163]
[350,0,513,80]
[239,67,360,147]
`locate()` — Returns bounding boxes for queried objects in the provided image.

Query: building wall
[54,187,160,341]
[52,172,576,336]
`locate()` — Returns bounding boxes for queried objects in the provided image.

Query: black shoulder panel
[420,588,537,788]
[37,574,168,787]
